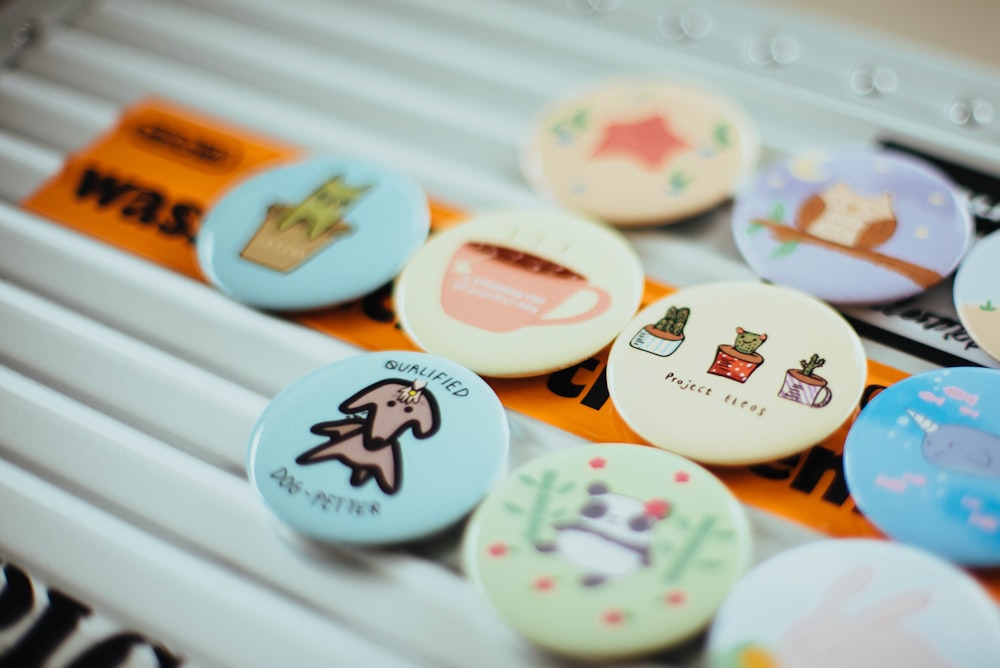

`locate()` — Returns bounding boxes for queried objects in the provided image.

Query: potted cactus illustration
[777,354,832,408]
[707,327,766,383]
[630,306,690,357]
[240,175,371,273]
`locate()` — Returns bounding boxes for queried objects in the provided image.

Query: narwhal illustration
[907,409,1000,478]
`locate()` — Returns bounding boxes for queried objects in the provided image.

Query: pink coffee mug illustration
[441,242,611,333]
[778,354,832,408]
[774,565,947,668]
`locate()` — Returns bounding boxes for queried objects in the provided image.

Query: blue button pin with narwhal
[196,155,429,311]
[844,367,1000,566]
[247,351,510,545]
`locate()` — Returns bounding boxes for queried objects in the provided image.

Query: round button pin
[247,351,509,545]
[394,210,644,378]
[462,443,752,661]
[523,77,760,227]
[844,367,1000,566]
[707,539,1000,668]
[954,229,1000,363]
[196,155,429,311]
[732,148,973,305]
[607,281,867,465]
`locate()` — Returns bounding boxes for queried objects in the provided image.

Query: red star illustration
[591,114,689,170]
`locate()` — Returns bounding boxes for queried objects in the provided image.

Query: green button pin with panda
[462,444,752,661]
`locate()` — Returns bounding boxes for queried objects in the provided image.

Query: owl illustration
[795,183,897,249]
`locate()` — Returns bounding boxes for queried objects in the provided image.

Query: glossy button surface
[953,229,1000,362]
[463,443,752,660]
[708,539,1000,668]
[732,148,973,305]
[844,367,1000,566]
[607,281,867,464]
[523,77,759,227]
[197,155,429,310]
[394,210,644,377]
[247,351,509,545]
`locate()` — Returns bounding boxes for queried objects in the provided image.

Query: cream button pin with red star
[606,281,867,465]
[523,77,760,227]
[462,443,752,661]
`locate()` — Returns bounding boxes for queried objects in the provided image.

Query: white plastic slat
[0,203,356,396]
[0,278,267,472]
[366,0,1000,164]
[178,0,576,106]
[0,366,594,668]
[0,69,117,153]
[0,128,61,201]
[79,0,522,169]
[18,27,539,210]
[0,444,418,668]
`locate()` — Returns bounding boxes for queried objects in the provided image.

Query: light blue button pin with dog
[844,367,1000,566]
[247,351,510,544]
[196,155,429,311]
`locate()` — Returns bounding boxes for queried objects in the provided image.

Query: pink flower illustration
[533,576,556,592]
[487,542,508,558]
[589,456,607,469]
[602,608,626,626]
[644,498,671,519]
[665,589,686,606]
[674,471,690,483]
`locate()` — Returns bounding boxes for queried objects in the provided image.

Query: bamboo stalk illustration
[524,470,557,543]
[664,515,716,583]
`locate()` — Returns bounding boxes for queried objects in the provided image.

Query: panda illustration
[535,481,669,587]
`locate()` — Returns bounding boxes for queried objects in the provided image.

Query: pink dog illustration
[776,565,948,668]
[296,378,441,495]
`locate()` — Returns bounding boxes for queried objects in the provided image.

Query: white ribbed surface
[0,1,997,666]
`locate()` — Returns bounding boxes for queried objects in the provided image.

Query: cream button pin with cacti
[607,281,867,465]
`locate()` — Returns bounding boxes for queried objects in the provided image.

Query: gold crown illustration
[397,380,427,405]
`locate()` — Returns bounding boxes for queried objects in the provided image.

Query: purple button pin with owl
[844,367,1000,566]
[732,148,973,305]
[247,351,509,545]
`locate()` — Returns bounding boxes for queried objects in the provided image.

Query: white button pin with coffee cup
[394,210,644,377]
